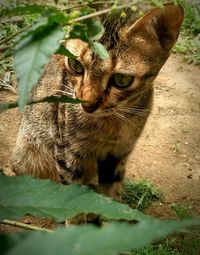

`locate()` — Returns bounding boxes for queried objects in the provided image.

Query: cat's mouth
[81,104,99,114]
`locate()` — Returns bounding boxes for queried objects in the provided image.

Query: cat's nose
[82,105,98,113]
[81,102,99,113]
[81,97,103,113]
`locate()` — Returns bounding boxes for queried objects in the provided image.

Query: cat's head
[64,3,184,116]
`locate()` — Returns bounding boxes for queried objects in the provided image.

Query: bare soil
[0,54,200,221]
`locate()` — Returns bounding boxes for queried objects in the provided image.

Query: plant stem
[73,2,136,23]
[0,219,53,233]
[61,1,115,12]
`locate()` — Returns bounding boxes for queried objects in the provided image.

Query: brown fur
[11,3,184,203]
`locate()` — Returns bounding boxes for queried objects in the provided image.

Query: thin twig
[73,2,135,23]
[0,219,53,233]
[61,1,115,12]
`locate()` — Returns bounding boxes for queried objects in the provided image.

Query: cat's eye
[112,73,134,88]
[68,58,84,74]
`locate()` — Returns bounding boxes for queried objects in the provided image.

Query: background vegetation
[173,0,200,65]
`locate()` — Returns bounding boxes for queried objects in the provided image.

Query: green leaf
[79,6,96,16]
[69,23,88,41]
[90,41,109,60]
[1,219,200,255]
[69,21,108,59]
[14,24,65,111]
[19,16,49,40]
[84,19,105,40]
[0,174,148,222]
[56,44,77,58]
[48,11,69,25]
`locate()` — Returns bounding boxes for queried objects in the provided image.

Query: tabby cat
[11,3,184,202]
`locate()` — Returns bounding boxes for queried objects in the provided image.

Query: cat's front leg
[97,154,127,201]
[11,137,60,182]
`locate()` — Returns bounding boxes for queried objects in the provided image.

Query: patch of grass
[0,58,13,78]
[0,7,40,77]
[171,203,193,219]
[174,33,200,65]
[170,141,181,154]
[179,0,200,36]
[133,241,180,255]
[173,1,200,65]
[176,230,200,255]
[0,23,17,77]
[121,239,180,255]
[122,179,160,210]
[122,182,200,255]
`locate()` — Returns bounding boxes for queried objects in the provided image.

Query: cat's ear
[128,3,184,51]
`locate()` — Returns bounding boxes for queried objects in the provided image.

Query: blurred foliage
[173,0,200,65]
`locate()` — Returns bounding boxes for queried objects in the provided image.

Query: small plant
[132,240,180,255]
[170,141,181,154]
[171,203,193,219]
[173,1,200,65]
[122,179,160,210]
[180,0,200,35]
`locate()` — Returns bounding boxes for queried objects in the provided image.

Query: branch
[0,219,53,233]
[61,1,115,12]
[73,2,136,23]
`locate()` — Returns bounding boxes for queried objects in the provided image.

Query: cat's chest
[63,114,136,157]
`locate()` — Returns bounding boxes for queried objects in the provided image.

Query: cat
[11,3,184,202]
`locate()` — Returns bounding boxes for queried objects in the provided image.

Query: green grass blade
[0,95,82,113]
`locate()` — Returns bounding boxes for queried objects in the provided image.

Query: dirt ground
[0,54,200,220]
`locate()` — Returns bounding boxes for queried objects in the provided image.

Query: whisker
[116,106,150,117]
[118,105,150,112]
[114,111,133,126]
[53,89,75,98]
[65,87,75,93]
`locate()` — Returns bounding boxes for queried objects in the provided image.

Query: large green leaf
[1,219,200,255]
[0,174,148,222]
[14,24,65,110]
